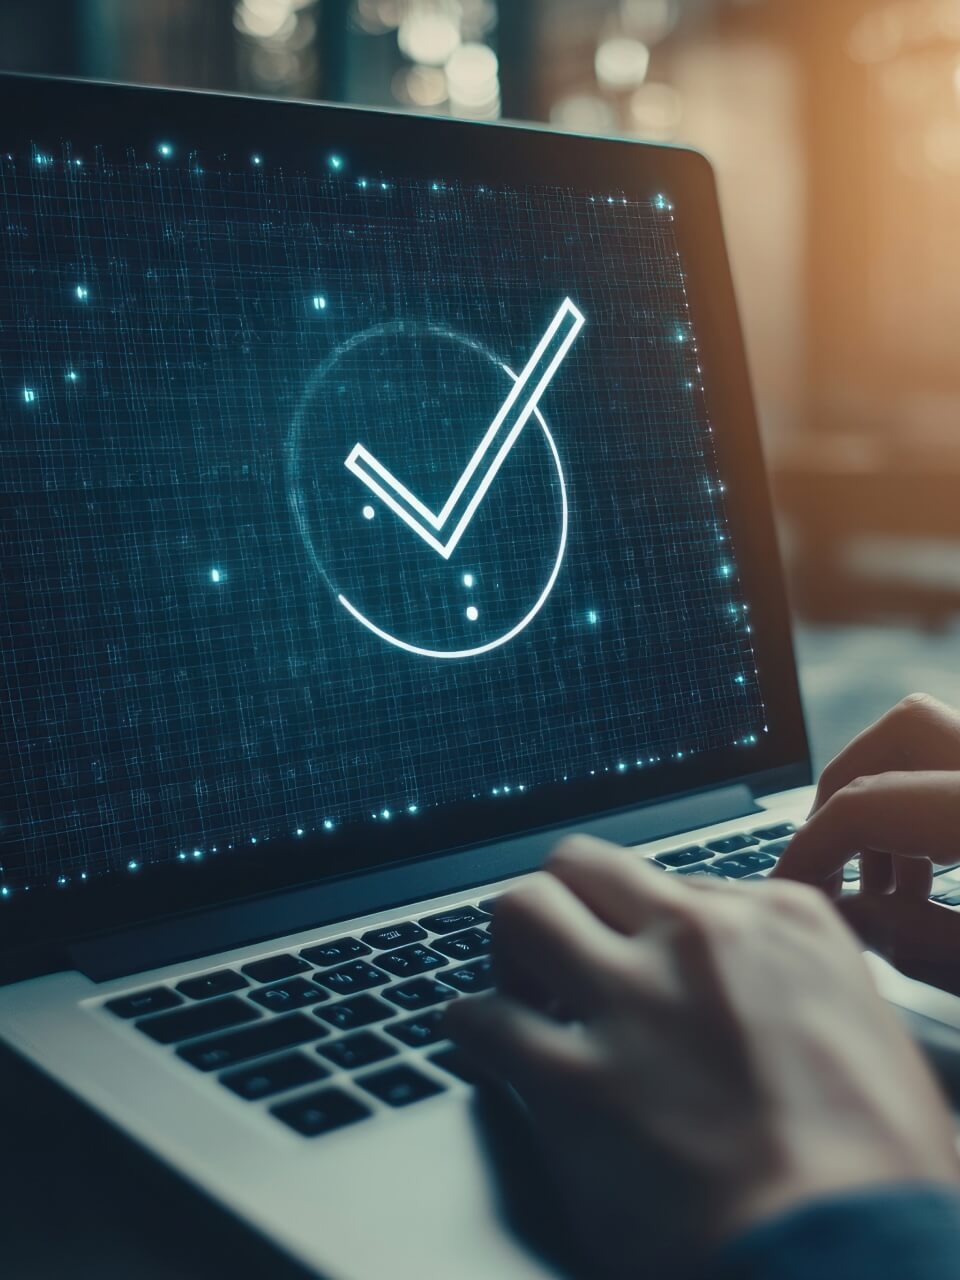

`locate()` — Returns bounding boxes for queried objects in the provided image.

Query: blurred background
[2,0,960,764]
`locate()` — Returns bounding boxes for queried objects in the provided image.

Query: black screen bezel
[0,73,809,957]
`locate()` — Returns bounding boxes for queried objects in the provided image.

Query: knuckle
[894,692,939,723]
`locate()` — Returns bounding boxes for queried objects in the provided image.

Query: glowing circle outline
[288,325,568,661]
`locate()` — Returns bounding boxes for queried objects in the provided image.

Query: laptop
[1,71,956,1280]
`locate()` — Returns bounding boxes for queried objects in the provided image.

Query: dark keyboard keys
[714,851,777,879]
[374,944,448,978]
[319,1031,397,1072]
[249,977,329,1013]
[443,957,494,994]
[384,977,458,1012]
[762,839,793,857]
[177,1012,325,1071]
[106,986,182,1019]
[317,994,394,1031]
[385,1009,448,1048]
[272,1087,371,1137]
[358,1064,444,1108]
[478,898,500,914]
[138,996,260,1045]
[655,846,713,869]
[676,865,726,878]
[418,906,489,934]
[241,954,310,984]
[221,1052,327,1101]
[300,937,371,967]
[750,823,796,842]
[706,835,759,855]
[432,929,491,960]
[361,922,427,950]
[313,961,390,996]
[176,969,248,1001]
[429,1047,484,1085]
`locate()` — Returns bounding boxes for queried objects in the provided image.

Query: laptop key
[313,961,390,996]
[655,846,713,869]
[241,954,310,984]
[714,851,776,878]
[374,943,448,978]
[319,1031,397,1071]
[706,835,760,855]
[358,1064,445,1108]
[676,865,726,877]
[443,957,494,994]
[317,994,394,1031]
[761,839,792,857]
[176,969,248,1001]
[106,986,182,1019]
[418,906,489,934]
[385,1009,448,1048]
[384,977,458,1012]
[429,1047,484,1085]
[432,928,490,960]
[750,823,796,842]
[221,1051,327,1101]
[300,937,371,967]
[361,922,427,950]
[178,1012,326,1071]
[477,898,500,914]
[272,1087,371,1137]
[249,977,329,1013]
[137,996,260,1045]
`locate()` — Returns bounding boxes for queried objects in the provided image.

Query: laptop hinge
[69,783,759,982]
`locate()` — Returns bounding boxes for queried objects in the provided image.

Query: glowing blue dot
[358,178,368,188]
[407,804,418,814]
[503,786,511,794]
[1,887,9,897]
[80,872,87,880]
[323,819,334,831]
[127,860,139,871]
[251,154,262,166]
[735,675,745,685]
[178,851,187,861]
[380,181,389,191]
[192,849,203,859]
[313,294,327,310]
[23,387,35,404]
[492,788,500,796]
[466,605,479,622]
[518,784,525,791]
[328,153,344,171]
[676,330,685,342]
[250,837,257,845]
[66,370,78,382]
[462,573,475,588]
[158,143,173,157]
[362,505,375,520]
[76,285,88,301]
[296,827,304,836]
[57,876,67,886]
[720,564,733,578]
[617,762,627,772]
[587,610,598,625]
[210,568,222,583]
[432,182,439,191]
[381,809,391,820]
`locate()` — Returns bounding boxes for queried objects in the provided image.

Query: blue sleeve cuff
[707,1183,960,1280]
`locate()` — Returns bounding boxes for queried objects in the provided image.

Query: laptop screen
[0,79,803,928]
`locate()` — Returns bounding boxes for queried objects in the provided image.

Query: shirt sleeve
[707,1184,960,1280]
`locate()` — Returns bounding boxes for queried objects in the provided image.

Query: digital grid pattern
[0,147,765,895]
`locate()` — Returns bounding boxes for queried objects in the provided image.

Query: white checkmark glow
[344,297,584,559]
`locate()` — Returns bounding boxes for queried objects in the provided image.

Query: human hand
[446,839,960,1279]
[774,694,960,990]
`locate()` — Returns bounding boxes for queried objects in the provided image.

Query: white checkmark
[344,297,584,559]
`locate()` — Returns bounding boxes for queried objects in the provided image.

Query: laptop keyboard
[101,818,960,1139]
